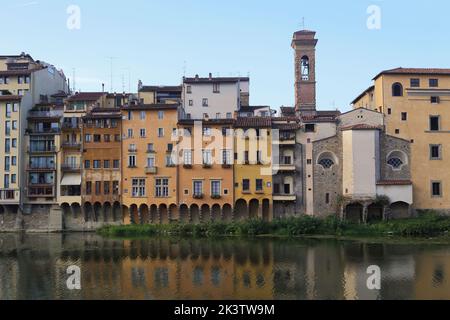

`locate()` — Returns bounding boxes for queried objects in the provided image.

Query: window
[430,116,440,131]
[211,180,221,196]
[184,150,192,165]
[432,181,442,197]
[140,111,146,120]
[166,155,175,167]
[158,111,164,120]
[113,160,120,169]
[202,150,212,165]
[95,181,101,195]
[203,127,211,136]
[113,181,119,195]
[4,175,9,189]
[431,96,440,104]
[104,181,110,195]
[401,112,408,121]
[104,134,111,142]
[5,121,10,136]
[147,143,154,152]
[5,103,12,118]
[213,83,220,93]
[127,129,133,138]
[387,108,392,115]
[156,178,169,197]
[12,139,17,148]
[305,124,315,133]
[216,113,221,119]
[430,145,442,160]
[319,158,334,169]
[84,160,91,169]
[13,103,19,112]
[222,150,231,165]
[86,182,92,195]
[244,151,250,164]
[202,98,209,107]
[193,180,203,196]
[132,179,146,197]
[226,112,232,119]
[167,144,173,152]
[256,179,263,192]
[5,139,10,153]
[127,111,133,120]
[12,156,17,166]
[429,79,439,87]
[186,85,192,94]
[392,82,403,97]
[93,134,101,143]
[93,160,101,169]
[242,179,250,192]
[158,128,164,137]
[104,160,110,169]
[326,193,330,204]
[128,155,136,168]
[11,174,16,184]
[189,100,193,106]
[4,157,10,171]
[140,128,146,138]
[147,156,155,168]
[410,78,420,87]
[114,134,121,142]
[300,56,310,80]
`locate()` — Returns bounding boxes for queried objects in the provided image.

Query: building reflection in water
[0,234,449,300]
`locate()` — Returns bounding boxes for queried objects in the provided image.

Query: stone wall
[380,135,411,181]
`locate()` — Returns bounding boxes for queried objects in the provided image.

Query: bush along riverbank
[97,212,450,239]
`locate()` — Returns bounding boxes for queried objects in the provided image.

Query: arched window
[317,151,338,169]
[392,83,403,97]
[387,150,407,170]
[301,56,309,80]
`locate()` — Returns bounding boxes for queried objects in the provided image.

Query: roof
[122,103,179,111]
[377,180,413,186]
[239,105,270,113]
[0,95,22,101]
[184,76,249,84]
[178,119,235,126]
[0,53,34,60]
[67,92,105,102]
[302,115,338,123]
[280,106,296,116]
[84,108,122,119]
[341,124,383,131]
[373,67,450,80]
[139,85,182,93]
[351,86,375,105]
[51,91,68,98]
[235,117,272,128]
[0,70,33,76]
[273,123,302,131]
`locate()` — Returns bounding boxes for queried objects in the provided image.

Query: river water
[0,233,449,300]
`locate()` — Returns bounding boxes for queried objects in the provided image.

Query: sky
[1,0,450,112]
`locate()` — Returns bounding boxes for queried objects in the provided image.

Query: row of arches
[61,202,122,223]
[344,201,411,223]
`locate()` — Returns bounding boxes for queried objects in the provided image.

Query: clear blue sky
[2,0,450,112]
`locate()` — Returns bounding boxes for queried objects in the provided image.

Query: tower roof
[292,30,318,47]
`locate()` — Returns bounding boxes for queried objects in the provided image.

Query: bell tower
[292,30,318,113]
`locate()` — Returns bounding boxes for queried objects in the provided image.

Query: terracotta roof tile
[341,124,383,131]
[374,67,450,80]
[235,117,272,128]
[68,92,105,102]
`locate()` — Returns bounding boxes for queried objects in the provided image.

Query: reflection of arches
[180,204,189,223]
[169,204,179,223]
[122,205,130,225]
[130,204,139,224]
[113,202,121,222]
[159,204,168,224]
[61,203,71,216]
[140,204,149,225]
[72,203,81,219]
[84,202,92,222]
[317,151,338,169]
[223,204,233,222]
[103,202,112,222]
[390,202,410,219]
[150,205,158,224]
[392,82,403,97]
[387,150,408,170]
[211,204,221,222]
[345,203,363,223]
[191,204,200,224]
[235,199,248,221]
[201,204,211,223]
[262,199,270,222]
[249,199,259,219]
[368,203,383,223]
[93,202,102,222]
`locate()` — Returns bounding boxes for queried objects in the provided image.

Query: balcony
[61,164,81,172]
[28,146,57,154]
[27,166,56,172]
[145,167,157,174]
[0,190,17,201]
[28,186,54,198]
[62,142,82,149]
[28,128,61,135]
[273,194,297,202]
[28,111,62,119]
[128,148,138,153]
[277,133,296,145]
[183,163,193,169]
[274,163,296,172]
[193,194,204,199]
[62,122,81,130]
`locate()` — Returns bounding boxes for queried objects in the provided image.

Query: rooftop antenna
[121,73,125,93]
[72,68,76,93]
[301,17,305,30]
[107,56,118,92]
[183,60,187,77]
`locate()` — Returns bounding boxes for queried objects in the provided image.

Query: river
[0,233,449,300]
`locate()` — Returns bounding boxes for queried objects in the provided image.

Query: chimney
[102,83,105,93]
[209,73,212,80]
[195,74,199,81]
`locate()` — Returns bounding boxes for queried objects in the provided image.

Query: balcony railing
[28,111,62,118]
[28,128,61,134]
[28,186,54,198]
[61,164,81,172]
[27,166,56,171]
[145,167,157,174]
[0,190,16,200]
[28,146,57,153]
[62,122,81,130]
[62,142,81,149]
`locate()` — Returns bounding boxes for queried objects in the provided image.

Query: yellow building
[234,117,273,221]
[352,68,450,212]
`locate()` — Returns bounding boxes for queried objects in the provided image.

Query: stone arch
[235,199,248,221]
[130,204,139,225]
[387,150,408,170]
[223,204,233,222]
[180,204,190,224]
[211,204,221,222]
[140,204,149,225]
[191,204,200,224]
[390,201,410,219]
[262,199,271,222]
[392,82,403,97]
[93,202,102,222]
[345,203,364,223]
[317,151,338,169]
[61,203,71,216]
[113,202,121,222]
[83,202,93,222]
[159,204,169,224]
[71,203,81,219]
[103,202,112,222]
[150,204,158,224]
[368,203,383,223]
[201,204,211,223]
[169,204,179,223]
[122,205,130,225]
[249,199,260,219]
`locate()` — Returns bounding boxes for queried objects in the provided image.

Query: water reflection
[0,234,449,300]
